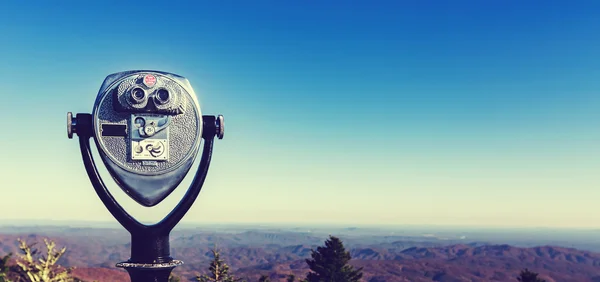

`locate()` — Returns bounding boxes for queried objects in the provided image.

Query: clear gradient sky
[0,1,599,228]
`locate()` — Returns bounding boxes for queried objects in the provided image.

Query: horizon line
[0,219,599,231]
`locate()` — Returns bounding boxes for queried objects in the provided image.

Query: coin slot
[101,124,127,137]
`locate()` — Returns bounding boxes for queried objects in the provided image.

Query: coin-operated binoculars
[67,70,224,282]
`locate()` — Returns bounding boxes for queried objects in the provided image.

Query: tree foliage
[196,248,244,282]
[1,253,12,282]
[257,275,270,282]
[517,268,546,282]
[286,274,295,282]
[10,238,75,282]
[305,235,363,282]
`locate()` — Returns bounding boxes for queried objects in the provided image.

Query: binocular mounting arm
[69,113,223,265]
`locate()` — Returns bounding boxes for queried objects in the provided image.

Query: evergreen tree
[305,235,363,282]
[196,248,244,282]
[286,274,295,282]
[258,275,270,282]
[517,268,546,282]
[0,253,12,282]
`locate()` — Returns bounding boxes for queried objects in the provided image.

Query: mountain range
[1,225,600,281]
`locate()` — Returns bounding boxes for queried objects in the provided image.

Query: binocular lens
[156,89,170,104]
[131,88,146,103]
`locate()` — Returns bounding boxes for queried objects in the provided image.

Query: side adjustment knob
[66,112,93,139]
[201,115,225,140]
[216,115,224,140]
[67,112,77,139]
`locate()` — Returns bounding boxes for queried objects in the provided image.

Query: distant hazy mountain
[2,226,600,281]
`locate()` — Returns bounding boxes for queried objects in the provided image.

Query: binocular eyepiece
[113,73,185,116]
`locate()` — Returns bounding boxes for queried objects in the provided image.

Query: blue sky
[0,1,599,228]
